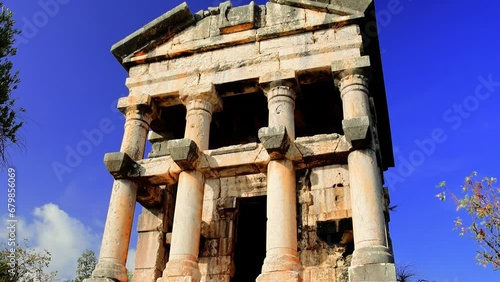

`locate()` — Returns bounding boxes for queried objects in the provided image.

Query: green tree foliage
[437,172,500,269]
[0,2,24,165]
[74,250,97,282]
[0,239,58,282]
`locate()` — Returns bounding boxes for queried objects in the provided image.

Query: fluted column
[160,85,221,282]
[90,96,155,282]
[257,71,302,282]
[335,70,396,281]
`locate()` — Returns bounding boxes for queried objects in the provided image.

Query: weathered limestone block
[259,32,314,54]
[335,25,360,40]
[137,207,167,233]
[103,152,136,179]
[129,64,149,77]
[219,2,256,34]
[133,268,162,282]
[200,275,231,282]
[200,239,219,257]
[168,52,213,73]
[280,48,360,72]
[201,220,230,239]
[169,29,257,59]
[258,126,291,159]
[134,231,166,269]
[148,131,171,159]
[304,7,341,27]
[342,116,370,144]
[148,61,168,75]
[309,165,349,191]
[257,271,301,282]
[348,263,397,282]
[204,179,221,201]
[167,138,201,170]
[303,267,336,282]
[198,256,233,276]
[111,2,195,61]
[210,43,259,64]
[220,174,267,198]
[172,16,212,45]
[266,2,305,27]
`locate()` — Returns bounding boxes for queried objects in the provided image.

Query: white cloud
[15,203,100,280]
[1,203,139,280]
[32,204,100,278]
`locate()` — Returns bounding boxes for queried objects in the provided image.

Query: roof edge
[111,2,195,63]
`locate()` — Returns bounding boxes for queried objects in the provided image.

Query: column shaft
[348,149,387,249]
[338,73,393,267]
[258,86,301,281]
[162,99,214,282]
[92,107,150,282]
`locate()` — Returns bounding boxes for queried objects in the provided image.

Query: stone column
[89,96,156,282]
[160,85,221,282]
[335,70,396,281]
[257,71,302,282]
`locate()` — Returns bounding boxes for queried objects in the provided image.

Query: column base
[258,253,302,282]
[261,253,302,273]
[91,261,128,282]
[158,259,201,282]
[351,246,394,266]
[348,263,397,282]
[257,270,302,282]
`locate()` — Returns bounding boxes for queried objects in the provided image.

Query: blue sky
[0,0,499,281]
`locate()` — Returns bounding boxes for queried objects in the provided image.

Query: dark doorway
[232,196,267,282]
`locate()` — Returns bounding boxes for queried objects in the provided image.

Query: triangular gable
[111,0,373,67]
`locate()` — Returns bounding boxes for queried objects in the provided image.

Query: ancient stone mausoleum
[86,0,397,281]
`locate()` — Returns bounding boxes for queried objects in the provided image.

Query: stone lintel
[258,126,291,160]
[109,135,351,186]
[219,1,256,34]
[259,69,299,94]
[131,156,180,185]
[131,133,351,185]
[111,2,195,63]
[103,152,137,179]
[167,138,201,170]
[331,55,370,82]
[342,116,371,147]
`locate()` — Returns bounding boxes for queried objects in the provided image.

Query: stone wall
[193,165,353,282]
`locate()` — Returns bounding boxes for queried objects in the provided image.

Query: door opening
[231,196,267,282]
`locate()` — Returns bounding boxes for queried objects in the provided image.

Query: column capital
[117,94,160,123]
[337,73,369,98]
[117,94,154,112]
[179,83,222,113]
[331,56,371,92]
[259,69,299,100]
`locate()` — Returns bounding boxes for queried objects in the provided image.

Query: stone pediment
[111,0,372,67]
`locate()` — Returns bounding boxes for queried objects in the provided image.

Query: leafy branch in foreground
[437,172,500,270]
[0,3,25,166]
